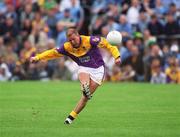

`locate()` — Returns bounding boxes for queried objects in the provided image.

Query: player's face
[67,31,80,48]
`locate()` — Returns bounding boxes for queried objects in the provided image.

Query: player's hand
[115,57,121,65]
[30,56,39,63]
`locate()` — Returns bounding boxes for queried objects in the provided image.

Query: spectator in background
[47,38,56,49]
[28,24,48,47]
[161,0,180,11]
[123,46,144,81]
[129,46,144,81]
[0,61,12,81]
[127,0,140,31]
[143,29,157,50]
[36,61,50,81]
[1,15,19,43]
[106,15,120,31]
[120,64,136,81]
[121,0,131,15]
[52,58,71,80]
[117,14,132,38]
[170,43,180,63]
[46,39,58,77]
[58,8,76,28]
[147,14,164,36]
[59,0,80,12]
[0,37,5,56]
[91,0,107,15]
[0,10,5,35]
[21,19,32,40]
[45,7,58,38]
[5,44,18,72]
[168,3,177,18]
[164,13,180,35]
[141,0,154,15]
[154,0,167,19]
[20,4,34,23]
[165,56,180,84]
[56,22,67,47]
[107,3,120,21]
[144,44,164,81]
[26,63,38,80]
[121,39,134,62]
[138,11,149,32]
[150,58,166,84]
[0,1,6,14]
[32,12,45,30]
[101,26,109,37]
[11,62,26,81]
[133,32,144,54]
[70,0,84,30]
[90,16,104,35]
[162,45,171,69]
[4,3,17,23]
[110,64,121,82]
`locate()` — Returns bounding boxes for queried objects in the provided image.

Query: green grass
[0,81,180,137]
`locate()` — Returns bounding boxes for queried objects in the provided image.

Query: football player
[30,27,121,124]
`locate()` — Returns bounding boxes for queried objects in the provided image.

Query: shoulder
[64,42,71,50]
[80,35,102,46]
[56,42,71,54]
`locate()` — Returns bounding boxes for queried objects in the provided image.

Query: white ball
[106,30,122,45]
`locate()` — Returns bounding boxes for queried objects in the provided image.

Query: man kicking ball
[30,27,121,124]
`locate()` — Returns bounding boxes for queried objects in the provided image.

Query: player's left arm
[98,37,121,65]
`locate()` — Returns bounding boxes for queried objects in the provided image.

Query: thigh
[78,72,90,92]
[78,72,99,94]
[78,72,90,85]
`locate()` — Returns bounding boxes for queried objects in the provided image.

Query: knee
[81,83,92,100]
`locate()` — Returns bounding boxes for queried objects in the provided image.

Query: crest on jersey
[79,56,90,63]
[92,37,100,43]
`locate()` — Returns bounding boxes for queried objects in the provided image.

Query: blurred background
[0,0,179,84]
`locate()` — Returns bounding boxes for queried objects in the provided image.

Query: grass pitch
[0,81,180,137]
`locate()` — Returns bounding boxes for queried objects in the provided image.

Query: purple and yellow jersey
[35,35,120,68]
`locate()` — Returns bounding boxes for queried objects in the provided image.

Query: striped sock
[64,111,78,124]
[69,111,78,120]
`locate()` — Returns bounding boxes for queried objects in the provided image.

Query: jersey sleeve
[35,48,64,61]
[98,37,120,59]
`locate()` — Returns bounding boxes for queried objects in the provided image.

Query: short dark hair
[66,27,79,36]
[151,14,157,19]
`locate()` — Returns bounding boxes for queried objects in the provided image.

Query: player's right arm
[30,48,64,63]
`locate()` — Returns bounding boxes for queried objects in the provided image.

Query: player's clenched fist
[115,57,121,65]
[30,56,39,63]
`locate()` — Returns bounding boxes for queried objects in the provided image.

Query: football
[106,30,122,45]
